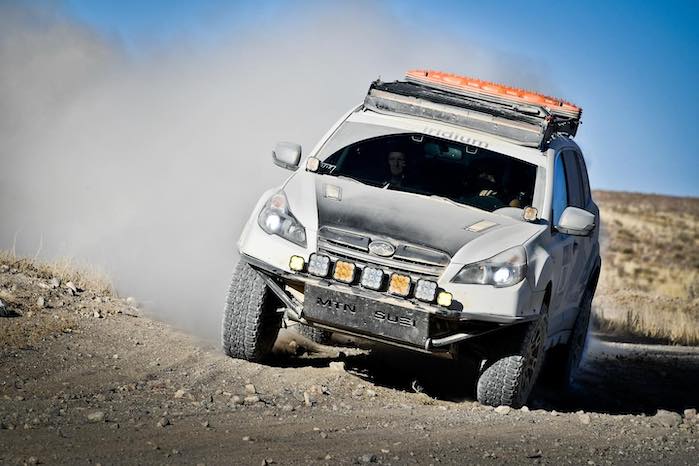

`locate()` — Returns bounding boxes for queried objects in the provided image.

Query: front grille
[317,227,450,279]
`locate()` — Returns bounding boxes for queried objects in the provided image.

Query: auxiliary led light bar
[293,254,454,307]
[388,273,411,297]
[437,291,453,307]
[360,267,384,290]
[289,255,305,271]
[333,260,356,284]
[414,279,438,302]
[307,253,331,277]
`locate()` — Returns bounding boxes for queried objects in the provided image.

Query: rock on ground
[653,410,683,428]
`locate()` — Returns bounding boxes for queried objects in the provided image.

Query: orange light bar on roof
[406,69,582,119]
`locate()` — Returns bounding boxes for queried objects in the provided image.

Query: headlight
[452,246,527,287]
[257,191,307,247]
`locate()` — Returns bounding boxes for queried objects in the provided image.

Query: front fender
[525,240,554,297]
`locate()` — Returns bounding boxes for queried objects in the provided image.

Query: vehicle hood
[312,175,539,260]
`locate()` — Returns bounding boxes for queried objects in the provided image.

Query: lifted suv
[222,70,601,407]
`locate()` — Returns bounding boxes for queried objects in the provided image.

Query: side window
[562,150,584,208]
[552,153,568,225]
[576,153,591,205]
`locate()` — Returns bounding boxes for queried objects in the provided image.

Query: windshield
[317,132,538,212]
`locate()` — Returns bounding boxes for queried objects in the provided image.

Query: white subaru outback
[222,70,601,408]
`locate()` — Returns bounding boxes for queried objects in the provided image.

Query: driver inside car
[386,148,408,187]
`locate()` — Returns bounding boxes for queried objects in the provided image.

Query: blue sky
[63,0,698,197]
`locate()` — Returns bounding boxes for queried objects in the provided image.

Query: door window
[552,153,568,225]
[562,150,585,208]
[575,154,591,205]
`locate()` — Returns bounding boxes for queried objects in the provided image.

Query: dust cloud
[0,2,552,341]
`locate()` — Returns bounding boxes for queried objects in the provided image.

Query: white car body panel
[237,103,600,348]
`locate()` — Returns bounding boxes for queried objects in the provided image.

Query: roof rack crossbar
[363,75,581,149]
[365,89,545,148]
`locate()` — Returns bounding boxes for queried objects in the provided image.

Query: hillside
[593,191,699,345]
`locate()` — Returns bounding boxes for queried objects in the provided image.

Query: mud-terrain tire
[296,324,333,345]
[476,308,548,408]
[546,286,594,388]
[222,261,282,362]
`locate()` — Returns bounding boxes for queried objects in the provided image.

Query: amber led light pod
[333,261,356,283]
[388,273,411,297]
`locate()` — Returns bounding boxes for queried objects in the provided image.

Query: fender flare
[529,251,556,299]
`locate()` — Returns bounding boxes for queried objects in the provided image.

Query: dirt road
[1,262,697,465]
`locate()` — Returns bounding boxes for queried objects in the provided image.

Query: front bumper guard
[255,265,528,352]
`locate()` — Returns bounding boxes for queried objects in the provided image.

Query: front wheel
[476,307,548,407]
[221,261,282,362]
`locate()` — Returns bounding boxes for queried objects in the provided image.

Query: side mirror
[272,142,301,170]
[555,206,596,236]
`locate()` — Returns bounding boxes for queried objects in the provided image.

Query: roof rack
[363,69,582,149]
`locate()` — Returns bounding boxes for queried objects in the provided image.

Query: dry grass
[593,191,699,345]
[593,294,699,345]
[0,250,113,295]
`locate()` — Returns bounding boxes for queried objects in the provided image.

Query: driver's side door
[547,150,587,338]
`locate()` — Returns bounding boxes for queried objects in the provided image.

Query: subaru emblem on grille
[368,240,395,257]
